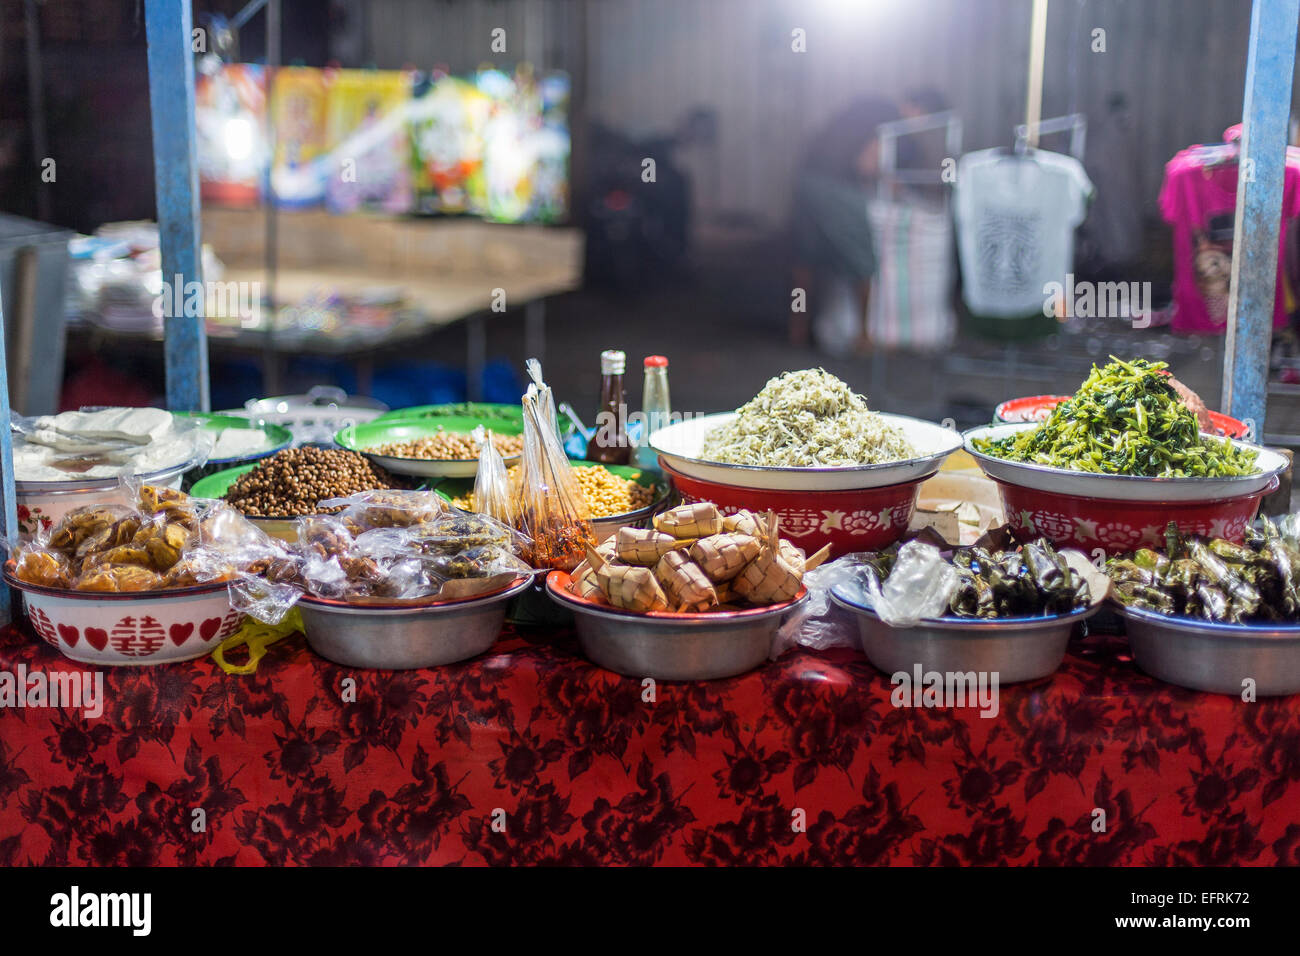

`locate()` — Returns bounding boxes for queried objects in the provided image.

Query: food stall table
[1,620,1297,866]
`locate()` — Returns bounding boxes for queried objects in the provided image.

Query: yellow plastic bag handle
[210,609,303,676]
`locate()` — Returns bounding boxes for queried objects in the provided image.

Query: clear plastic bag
[771,554,878,658]
[471,425,517,527]
[280,494,534,607]
[11,408,214,480]
[517,360,594,570]
[861,540,960,626]
[316,489,446,533]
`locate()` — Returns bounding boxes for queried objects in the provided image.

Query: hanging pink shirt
[1158,144,1300,334]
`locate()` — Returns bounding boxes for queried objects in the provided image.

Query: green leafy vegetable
[973,356,1258,477]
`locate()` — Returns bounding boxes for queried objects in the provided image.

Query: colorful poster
[408,74,491,215]
[325,69,414,215]
[195,63,267,207]
[270,66,329,207]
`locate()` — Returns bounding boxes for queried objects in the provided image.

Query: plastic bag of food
[516,359,594,570]
[317,489,446,533]
[227,575,307,625]
[471,425,517,526]
[862,540,960,626]
[12,408,215,477]
[402,508,530,557]
[771,554,879,658]
[288,511,532,604]
[9,540,73,589]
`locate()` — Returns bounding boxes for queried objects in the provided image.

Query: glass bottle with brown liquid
[585,349,631,464]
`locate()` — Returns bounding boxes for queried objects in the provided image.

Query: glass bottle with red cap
[637,355,672,470]
[586,349,632,464]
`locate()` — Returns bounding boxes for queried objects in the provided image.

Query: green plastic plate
[336,415,526,479]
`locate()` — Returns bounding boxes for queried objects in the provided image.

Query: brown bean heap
[225,447,410,517]
[370,429,524,461]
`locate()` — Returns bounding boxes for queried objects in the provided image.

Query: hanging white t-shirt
[954,148,1094,319]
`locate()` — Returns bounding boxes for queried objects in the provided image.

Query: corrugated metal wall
[363,0,1270,230]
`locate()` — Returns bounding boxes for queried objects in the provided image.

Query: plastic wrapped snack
[10,542,72,589]
[256,493,535,612]
[317,489,446,533]
[11,485,294,596]
[516,360,593,570]
[470,425,517,527]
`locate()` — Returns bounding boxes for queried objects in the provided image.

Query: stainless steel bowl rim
[297,575,532,615]
[1111,599,1300,638]
[830,581,1100,631]
[547,570,806,625]
[14,455,202,494]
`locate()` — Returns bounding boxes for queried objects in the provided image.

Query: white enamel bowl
[648,412,962,492]
[962,423,1287,502]
[5,568,244,667]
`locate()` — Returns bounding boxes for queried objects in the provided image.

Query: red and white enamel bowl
[994,395,1250,439]
[3,566,243,667]
[546,570,806,681]
[963,423,1287,554]
[659,458,922,559]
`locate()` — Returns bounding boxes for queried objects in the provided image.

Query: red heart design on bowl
[85,628,109,651]
[169,622,194,646]
[56,624,79,647]
[199,617,223,641]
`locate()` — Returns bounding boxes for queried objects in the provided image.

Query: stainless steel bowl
[546,570,806,680]
[297,577,531,669]
[1114,602,1300,696]
[830,582,1099,684]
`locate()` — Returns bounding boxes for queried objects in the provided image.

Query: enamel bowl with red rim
[296,575,531,669]
[660,458,921,559]
[14,460,192,540]
[994,395,1250,439]
[545,569,806,681]
[648,412,962,491]
[4,565,243,666]
[963,423,1287,554]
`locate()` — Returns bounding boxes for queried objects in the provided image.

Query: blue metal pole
[0,291,17,626]
[1223,0,1300,437]
[144,0,209,412]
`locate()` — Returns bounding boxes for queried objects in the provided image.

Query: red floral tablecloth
[1,619,1298,866]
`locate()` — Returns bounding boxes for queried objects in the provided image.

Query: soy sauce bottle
[586,349,631,464]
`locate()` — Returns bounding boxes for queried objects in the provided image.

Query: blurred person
[790,97,900,352]
[898,88,951,190]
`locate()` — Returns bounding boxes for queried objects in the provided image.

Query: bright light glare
[223,117,254,162]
